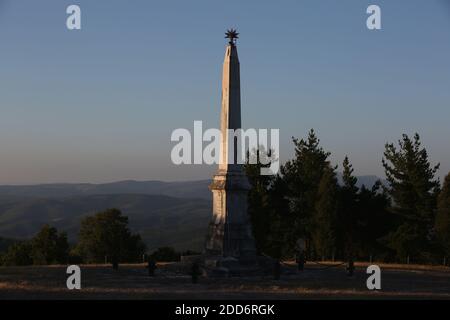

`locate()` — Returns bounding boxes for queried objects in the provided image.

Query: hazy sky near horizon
[1,0,450,184]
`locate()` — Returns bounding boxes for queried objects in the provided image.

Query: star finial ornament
[225,28,239,45]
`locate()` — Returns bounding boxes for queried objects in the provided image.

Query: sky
[0,0,449,184]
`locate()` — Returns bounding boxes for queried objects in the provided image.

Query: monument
[205,29,257,264]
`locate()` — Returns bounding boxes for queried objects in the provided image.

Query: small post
[407,255,410,265]
[191,262,201,284]
[296,251,305,272]
[142,254,145,263]
[370,255,373,263]
[112,256,119,270]
[147,259,157,277]
[346,258,355,277]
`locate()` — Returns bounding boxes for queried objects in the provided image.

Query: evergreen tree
[31,225,69,265]
[1,242,33,266]
[75,209,146,264]
[382,133,440,260]
[436,172,450,256]
[264,174,291,259]
[279,129,333,255]
[313,166,339,259]
[338,156,359,259]
[245,148,275,254]
[357,182,392,260]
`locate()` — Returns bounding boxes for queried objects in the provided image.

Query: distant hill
[0,176,383,200]
[0,180,212,200]
[0,194,211,251]
[0,176,384,252]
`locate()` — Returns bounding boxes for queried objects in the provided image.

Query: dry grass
[1,262,449,300]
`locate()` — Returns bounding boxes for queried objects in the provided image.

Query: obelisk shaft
[205,33,256,260]
[219,44,241,173]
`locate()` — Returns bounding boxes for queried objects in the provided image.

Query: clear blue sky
[1,0,449,184]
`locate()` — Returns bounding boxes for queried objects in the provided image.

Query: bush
[1,242,33,266]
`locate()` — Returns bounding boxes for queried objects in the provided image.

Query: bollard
[147,259,157,277]
[191,262,201,284]
[346,259,355,277]
[297,252,305,272]
[112,256,119,270]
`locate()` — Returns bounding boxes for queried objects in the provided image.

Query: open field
[1,262,450,300]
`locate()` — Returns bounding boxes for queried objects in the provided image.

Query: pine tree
[338,156,359,259]
[244,148,274,254]
[382,133,440,260]
[313,166,339,259]
[279,129,333,254]
[357,182,392,259]
[436,172,450,256]
[342,156,358,193]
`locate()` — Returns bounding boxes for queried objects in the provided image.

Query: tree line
[245,130,450,264]
[0,208,197,267]
[0,209,146,266]
[1,129,449,266]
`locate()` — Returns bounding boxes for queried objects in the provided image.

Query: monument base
[202,254,275,277]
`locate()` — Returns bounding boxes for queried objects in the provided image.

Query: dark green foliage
[337,156,359,258]
[263,175,291,259]
[337,158,392,260]
[382,133,440,260]
[75,208,146,263]
[436,172,450,256]
[30,225,69,265]
[313,166,339,258]
[0,237,17,253]
[355,183,392,260]
[279,129,334,256]
[150,247,180,262]
[245,131,394,262]
[245,148,275,254]
[1,241,33,266]
[245,147,293,259]
[0,225,69,266]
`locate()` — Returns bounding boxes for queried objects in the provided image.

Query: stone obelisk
[205,29,256,262]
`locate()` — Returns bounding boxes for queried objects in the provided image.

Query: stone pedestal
[205,171,256,262]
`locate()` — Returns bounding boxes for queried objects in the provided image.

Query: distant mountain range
[0,180,212,200]
[0,175,385,200]
[0,176,383,252]
[0,194,211,251]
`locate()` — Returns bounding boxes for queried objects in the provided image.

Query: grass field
[1,262,449,300]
